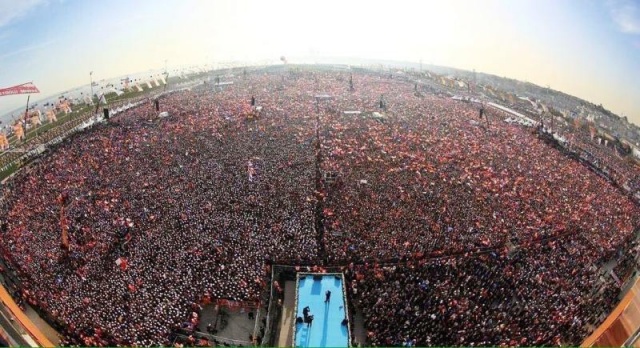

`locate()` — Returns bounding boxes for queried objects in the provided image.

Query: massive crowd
[0,74,320,345]
[320,80,638,264]
[345,237,620,346]
[0,69,638,346]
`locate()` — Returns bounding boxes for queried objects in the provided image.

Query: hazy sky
[1,0,639,125]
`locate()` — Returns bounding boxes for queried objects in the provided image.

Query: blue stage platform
[293,273,350,347]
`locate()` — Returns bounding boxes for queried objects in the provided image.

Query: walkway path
[276,280,296,347]
[24,306,60,346]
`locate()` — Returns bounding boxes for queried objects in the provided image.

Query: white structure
[487,102,538,125]
[632,147,640,160]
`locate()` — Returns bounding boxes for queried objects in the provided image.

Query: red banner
[0,82,40,96]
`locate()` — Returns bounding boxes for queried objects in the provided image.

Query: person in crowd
[0,70,637,346]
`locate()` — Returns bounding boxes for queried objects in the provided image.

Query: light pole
[90,71,94,109]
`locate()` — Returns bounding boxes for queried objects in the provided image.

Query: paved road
[0,304,31,346]
[0,273,33,346]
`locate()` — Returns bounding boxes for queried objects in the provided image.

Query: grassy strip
[2,87,147,147]
[0,163,18,182]
[7,104,93,145]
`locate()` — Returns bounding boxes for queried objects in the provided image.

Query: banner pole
[24,95,30,120]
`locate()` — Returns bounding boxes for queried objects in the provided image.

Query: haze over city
[1,0,639,124]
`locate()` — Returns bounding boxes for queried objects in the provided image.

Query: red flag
[116,257,128,271]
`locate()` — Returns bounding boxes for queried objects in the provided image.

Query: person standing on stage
[303,306,310,319]
[307,314,314,327]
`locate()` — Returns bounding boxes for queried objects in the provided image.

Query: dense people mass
[0,69,639,346]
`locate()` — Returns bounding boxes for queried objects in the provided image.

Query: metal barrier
[173,331,253,346]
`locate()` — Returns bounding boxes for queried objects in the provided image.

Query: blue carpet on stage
[294,274,349,347]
